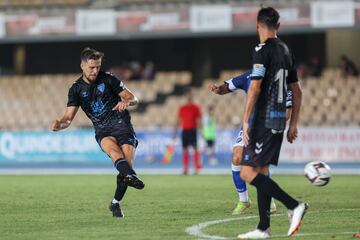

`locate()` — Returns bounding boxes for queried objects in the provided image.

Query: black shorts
[95,131,138,149]
[182,129,197,148]
[206,140,215,148]
[241,125,283,167]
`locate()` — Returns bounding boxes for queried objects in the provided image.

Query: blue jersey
[225,70,293,108]
[225,70,252,93]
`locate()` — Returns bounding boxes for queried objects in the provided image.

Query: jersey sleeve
[288,53,299,84]
[250,44,267,80]
[108,73,125,95]
[67,83,80,107]
[286,90,293,108]
[224,70,252,92]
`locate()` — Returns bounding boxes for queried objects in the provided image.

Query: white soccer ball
[304,161,331,186]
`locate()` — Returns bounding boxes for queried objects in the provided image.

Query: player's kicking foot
[123,174,145,189]
[232,201,251,215]
[109,202,124,218]
[287,202,309,237]
[237,228,271,239]
[270,198,277,214]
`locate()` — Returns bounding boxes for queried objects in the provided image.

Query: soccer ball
[304,161,331,186]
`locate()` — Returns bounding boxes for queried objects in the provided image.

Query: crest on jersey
[81,91,88,97]
[97,83,105,93]
[91,100,105,115]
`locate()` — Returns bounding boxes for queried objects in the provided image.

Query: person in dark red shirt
[176,88,202,175]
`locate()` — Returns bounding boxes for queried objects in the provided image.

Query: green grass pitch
[0,175,359,239]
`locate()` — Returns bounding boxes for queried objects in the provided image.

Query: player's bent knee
[239,171,248,182]
[107,148,124,161]
[240,169,253,183]
[232,146,243,165]
[232,156,242,166]
[258,166,270,175]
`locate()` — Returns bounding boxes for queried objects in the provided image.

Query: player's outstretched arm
[113,88,139,112]
[51,106,79,131]
[208,83,231,95]
[287,81,302,143]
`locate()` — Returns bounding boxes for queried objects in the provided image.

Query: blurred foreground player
[236,7,307,239]
[210,70,293,216]
[51,48,144,218]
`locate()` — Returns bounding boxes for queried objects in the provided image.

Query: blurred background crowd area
[0,0,359,131]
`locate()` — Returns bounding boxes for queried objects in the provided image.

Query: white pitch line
[185,208,360,240]
[185,215,257,240]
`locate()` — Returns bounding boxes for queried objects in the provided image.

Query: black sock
[114,158,136,176]
[257,187,271,231]
[114,174,128,201]
[251,173,298,210]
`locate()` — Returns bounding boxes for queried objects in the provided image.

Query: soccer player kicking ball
[236,7,307,239]
[51,48,144,218]
[209,70,293,216]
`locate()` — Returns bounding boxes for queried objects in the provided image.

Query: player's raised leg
[119,142,145,189]
[101,136,142,185]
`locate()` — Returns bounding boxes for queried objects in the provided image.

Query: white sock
[112,198,119,204]
[239,190,249,202]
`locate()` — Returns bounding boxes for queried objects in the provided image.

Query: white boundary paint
[185,209,360,239]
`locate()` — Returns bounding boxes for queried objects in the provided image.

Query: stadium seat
[0,68,358,130]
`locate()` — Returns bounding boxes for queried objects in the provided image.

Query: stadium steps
[134,83,189,113]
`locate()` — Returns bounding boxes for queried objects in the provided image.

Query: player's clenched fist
[208,83,220,94]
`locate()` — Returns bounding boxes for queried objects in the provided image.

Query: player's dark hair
[257,7,280,29]
[80,48,104,62]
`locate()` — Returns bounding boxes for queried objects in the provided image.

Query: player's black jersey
[250,38,298,131]
[67,71,133,134]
